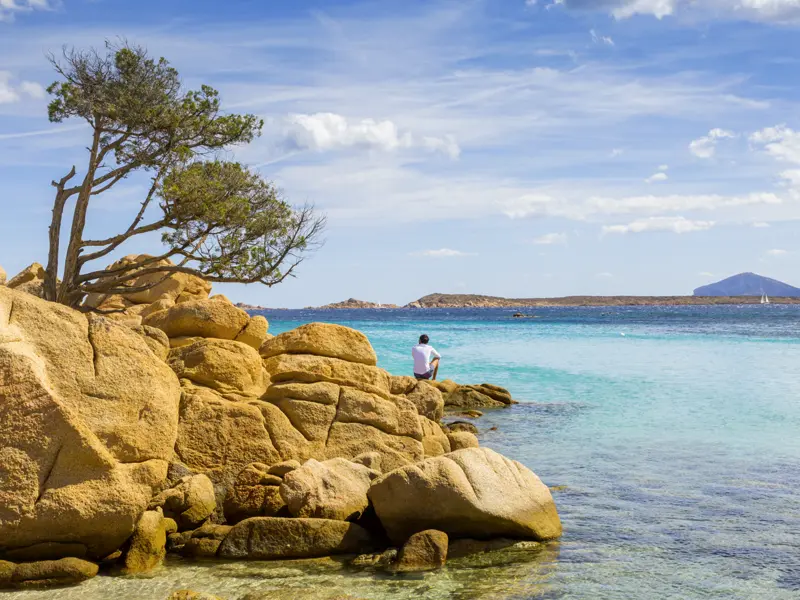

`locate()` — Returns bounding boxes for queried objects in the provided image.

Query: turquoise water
[8,306,800,599]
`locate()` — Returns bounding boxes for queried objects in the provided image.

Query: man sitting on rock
[412,334,441,380]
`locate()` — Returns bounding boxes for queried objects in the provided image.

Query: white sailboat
[761,292,770,304]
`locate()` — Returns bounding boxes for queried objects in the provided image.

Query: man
[412,334,441,380]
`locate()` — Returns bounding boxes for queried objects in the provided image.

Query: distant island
[694,272,800,297]
[313,298,400,309]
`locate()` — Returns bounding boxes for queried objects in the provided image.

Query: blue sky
[2,0,800,307]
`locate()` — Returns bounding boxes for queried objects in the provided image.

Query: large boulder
[0,286,181,558]
[0,265,6,286]
[263,353,391,398]
[260,322,377,366]
[279,458,379,521]
[144,298,250,340]
[168,339,268,400]
[217,517,374,560]
[235,315,269,350]
[390,377,444,421]
[368,447,562,544]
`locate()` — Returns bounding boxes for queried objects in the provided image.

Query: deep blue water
[11,305,800,599]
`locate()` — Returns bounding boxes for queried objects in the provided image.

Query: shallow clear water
[8,306,800,599]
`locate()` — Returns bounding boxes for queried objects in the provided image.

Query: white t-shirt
[412,343,441,375]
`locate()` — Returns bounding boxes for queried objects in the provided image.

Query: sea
[9,306,800,600]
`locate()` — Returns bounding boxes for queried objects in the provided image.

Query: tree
[44,41,323,308]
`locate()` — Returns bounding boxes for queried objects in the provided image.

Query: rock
[123,510,172,574]
[167,591,225,600]
[0,542,88,562]
[402,381,444,421]
[143,298,250,340]
[0,264,5,285]
[131,324,171,361]
[168,339,268,400]
[166,531,192,553]
[175,386,310,496]
[181,523,231,558]
[368,447,562,544]
[217,517,374,560]
[393,530,448,573]
[447,431,480,450]
[263,353,390,398]
[325,422,424,472]
[471,383,516,405]
[149,474,216,530]
[268,460,301,477]
[0,286,181,558]
[459,410,483,419]
[445,387,506,409]
[235,315,269,350]
[260,322,377,366]
[447,538,541,559]
[280,458,379,521]
[140,297,176,320]
[223,463,288,524]
[350,548,397,569]
[446,420,479,435]
[86,255,211,306]
[351,452,382,472]
[429,379,458,395]
[0,557,98,588]
[420,417,451,457]
[6,262,45,297]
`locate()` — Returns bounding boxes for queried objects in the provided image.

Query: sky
[1,0,800,307]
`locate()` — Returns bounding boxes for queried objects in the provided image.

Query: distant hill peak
[693,272,800,297]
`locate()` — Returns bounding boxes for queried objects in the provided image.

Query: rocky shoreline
[0,257,560,597]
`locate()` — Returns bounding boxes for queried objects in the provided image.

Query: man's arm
[431,347,441,359]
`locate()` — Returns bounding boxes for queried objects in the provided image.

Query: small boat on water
[760,292,770,304]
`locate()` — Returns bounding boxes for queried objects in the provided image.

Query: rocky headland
[410,293,800,307]
[0,256,559,595]
[313,298,400,309]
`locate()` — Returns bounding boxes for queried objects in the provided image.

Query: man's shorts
[414,368,434,380]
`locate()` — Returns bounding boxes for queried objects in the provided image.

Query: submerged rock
[369,447,562,544]
[393,529,448,573]
[217,517,374,560]
[0,557,98,588]
[123,509,176,574]
[167,591,225,600]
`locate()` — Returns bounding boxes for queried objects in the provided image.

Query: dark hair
[419,334,429,344]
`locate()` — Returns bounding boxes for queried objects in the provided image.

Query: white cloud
[284,112,460,158]
[557,0,800,23]
[766,248,788,256]
[699,271,715,277]
[658,164,669,171]
[595,272,614,278]
[0,72,46,104]
[689,128,736,158]
[645,172,669,183]
[750,125,800,165]
[602,216,715,234]
[18,80,45,99]
[0,0,51,21]
[411,248,474,258]
[752,221,771,228]
[590,29,615,45]
[533,232,568,245]
[610,148,624,158]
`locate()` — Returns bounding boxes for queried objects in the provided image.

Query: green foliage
[160,161,322,285]
[47,41,262,170]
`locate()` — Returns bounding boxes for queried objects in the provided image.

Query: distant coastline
[300,293,800,309]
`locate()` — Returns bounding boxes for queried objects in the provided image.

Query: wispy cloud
[0,71,46,104]
[410,248,475,258]
[766,248,788,256]
[533,232,568,245]
[590,29,615,46]
[0,0,53,22]
[645,172,668,183]
[603,216,715,235]
[689,128,736,158]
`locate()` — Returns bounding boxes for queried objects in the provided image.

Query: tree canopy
[44,41,323,307]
